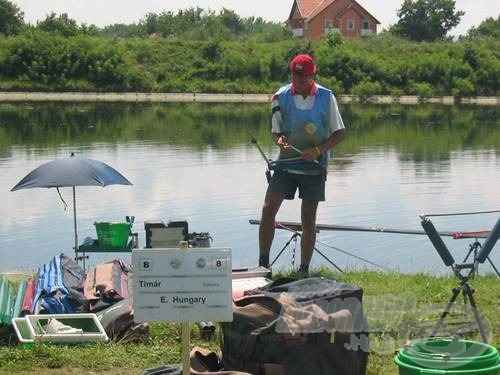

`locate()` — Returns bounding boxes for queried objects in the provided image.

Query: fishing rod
[248,219,489,239]
[252,136,305,161]
[423,209,500,217]
[284,143,320,164]
[251,137,272,182]
[251,137,322,179]
[288,144,303,155]
[251,137,271,167]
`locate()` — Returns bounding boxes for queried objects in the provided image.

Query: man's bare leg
[259,191,285,266]
[300,199,319,269]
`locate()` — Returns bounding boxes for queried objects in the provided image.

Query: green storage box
[95,222,131,248]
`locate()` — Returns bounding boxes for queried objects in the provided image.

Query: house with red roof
[286,0,380,38]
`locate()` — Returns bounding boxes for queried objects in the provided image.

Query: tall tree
[391,0,464,41]
[468,16,500,39]
[0,0,24,35]
[36,13,79,36]
[218,8,244,35]
[100,23,144,38]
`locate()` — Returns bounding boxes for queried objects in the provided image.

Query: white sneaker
[45,318,83,334]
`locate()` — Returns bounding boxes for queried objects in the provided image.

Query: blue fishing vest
[278,83,332,172]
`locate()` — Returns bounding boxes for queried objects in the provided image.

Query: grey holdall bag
[221,277,369,375]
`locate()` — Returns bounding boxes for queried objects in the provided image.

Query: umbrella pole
[72,186,83,269]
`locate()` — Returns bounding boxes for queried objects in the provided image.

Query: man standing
[258,53,346,277]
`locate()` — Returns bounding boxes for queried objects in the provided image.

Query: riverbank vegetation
[0,32,498,97]
[0,270,498,374]
[0,2,499,97]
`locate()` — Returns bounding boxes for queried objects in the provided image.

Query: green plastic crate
[94,222,131,248]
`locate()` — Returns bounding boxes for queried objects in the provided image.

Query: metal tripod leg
[313,244,343,272]
[486,257,500,277]
[463,242,478,277]
[431,282,488,342]
[462,241,499,278]
[295,231,343,272]
[463,283,488,342]
[272,229,343,272]
[430,285,461,338]
[271,232,299,266]
[462,241,480,263]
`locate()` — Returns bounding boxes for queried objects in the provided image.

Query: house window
[362,20,370,29]
[324,20,333,33]
[346,20,355,30]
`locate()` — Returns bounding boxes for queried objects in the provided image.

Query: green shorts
[267,171,326,201]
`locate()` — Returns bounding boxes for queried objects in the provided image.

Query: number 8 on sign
[140,258,153,271]
[212,257,228,270]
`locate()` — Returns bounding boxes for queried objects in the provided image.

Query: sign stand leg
[179,240,191,374]
[182,322,190,375]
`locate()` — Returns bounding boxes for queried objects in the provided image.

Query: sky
[11,0,500,36]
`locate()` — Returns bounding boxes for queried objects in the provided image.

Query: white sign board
[132,248,232,323]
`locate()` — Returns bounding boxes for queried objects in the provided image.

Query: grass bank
[0,269,498,374]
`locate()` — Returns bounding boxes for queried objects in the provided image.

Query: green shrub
[351,79,382,96]
[451,77,475,97]
[408,81,434,97]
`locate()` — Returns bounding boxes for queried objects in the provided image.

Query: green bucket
[395,338,500,374]
[95,222,131,248]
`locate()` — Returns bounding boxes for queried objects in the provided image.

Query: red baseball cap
[290,54,317,76]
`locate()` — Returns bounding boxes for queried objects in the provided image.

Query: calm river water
[1,102,499,274]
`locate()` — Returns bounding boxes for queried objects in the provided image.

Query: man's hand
[275,135,292,151]
[302,146,321,162]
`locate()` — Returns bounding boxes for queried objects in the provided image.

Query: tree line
[0,0,499,96]
[0,2,290,41]
[3,0,499,40]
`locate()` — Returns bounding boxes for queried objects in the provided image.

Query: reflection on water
[1,102,499,274]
